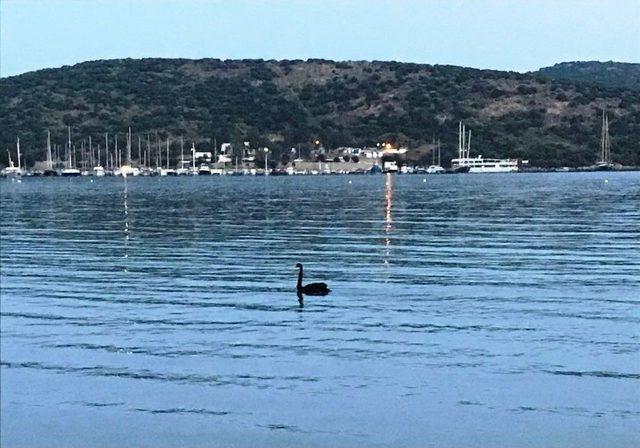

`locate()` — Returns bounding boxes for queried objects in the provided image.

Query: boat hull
[451,166,470,173]
[60,169,81,177]
[468,166,518,173]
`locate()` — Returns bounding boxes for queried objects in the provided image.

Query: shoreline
[3,166,639,180]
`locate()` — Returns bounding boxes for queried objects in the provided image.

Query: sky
[1,0,638,77]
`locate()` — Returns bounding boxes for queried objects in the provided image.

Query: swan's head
[295,263,302,269]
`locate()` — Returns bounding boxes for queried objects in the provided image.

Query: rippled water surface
[1,173,639,447]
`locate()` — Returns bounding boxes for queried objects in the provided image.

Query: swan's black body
[296,263,330,306]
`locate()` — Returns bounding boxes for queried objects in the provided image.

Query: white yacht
[426,165,445,174]
[115,165,140,177]
[60,167,81,177]
[197,164,212,175]
[383,160,399,173]
[455,156,519,173]
[451,121,518,173]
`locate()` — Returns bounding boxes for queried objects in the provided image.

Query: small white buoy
[423,178,426,183]
[90,179,94,183]
[604,179,609,183]
[348,180,352,184]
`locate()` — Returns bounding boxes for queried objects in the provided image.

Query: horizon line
[2,57,636,79]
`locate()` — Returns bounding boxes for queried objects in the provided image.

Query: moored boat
[2,138,23,179]
[451,121,518,173]
[198,164,212,175]
[593,109,614,171]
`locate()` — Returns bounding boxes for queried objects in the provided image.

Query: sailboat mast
[604,115,611,163]
[46,130,52,169]
[115,134,120,168]
[180,136,184,168]
[16,137,21,170]
[462,124,467,159]
[67,126,72,168]
[155,131,160,168]
[431,136,435,165]
[89,136,93,167]
[105,133,109,169]
[81,140,85,171]
[600,109,605,163]
[166,138,170,169]
[137,135,141,166]
[127,127,132,166]
[146,134,151,169]
[458,121,462,160]
[467,130,471,158]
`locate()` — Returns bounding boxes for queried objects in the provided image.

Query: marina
[4,111,634,179]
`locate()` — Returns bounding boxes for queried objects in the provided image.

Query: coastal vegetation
[1,59,639,168]
[534,61,640,91]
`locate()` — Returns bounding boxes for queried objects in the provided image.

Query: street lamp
[263,147,269,176]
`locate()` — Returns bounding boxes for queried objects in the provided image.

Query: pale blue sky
[1,0,638,77]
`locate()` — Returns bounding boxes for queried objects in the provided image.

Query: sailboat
[427,139,445,174]
[44,131,58,176]
[60,127,81,177]
[191,142,212,175]
[117,127,140,176]
[160,138,176,176]
[176,136,190,175]
[2,137,23,179]
[450,122,471,173]
[90,135,104,176]
[595,109,614,171]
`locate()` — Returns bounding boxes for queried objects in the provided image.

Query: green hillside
[1,58,639,168]
[535,61,640,91]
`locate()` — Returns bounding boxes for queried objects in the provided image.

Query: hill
[534,61,640,91]
[1,58,639,168]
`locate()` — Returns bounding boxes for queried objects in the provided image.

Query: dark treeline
[1,58,639,168]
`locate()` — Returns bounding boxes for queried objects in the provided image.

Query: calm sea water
[1,172,639,448]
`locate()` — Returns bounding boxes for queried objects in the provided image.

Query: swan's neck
[297,267,303,289]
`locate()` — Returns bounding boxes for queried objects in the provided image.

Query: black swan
[296,263,330,300]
